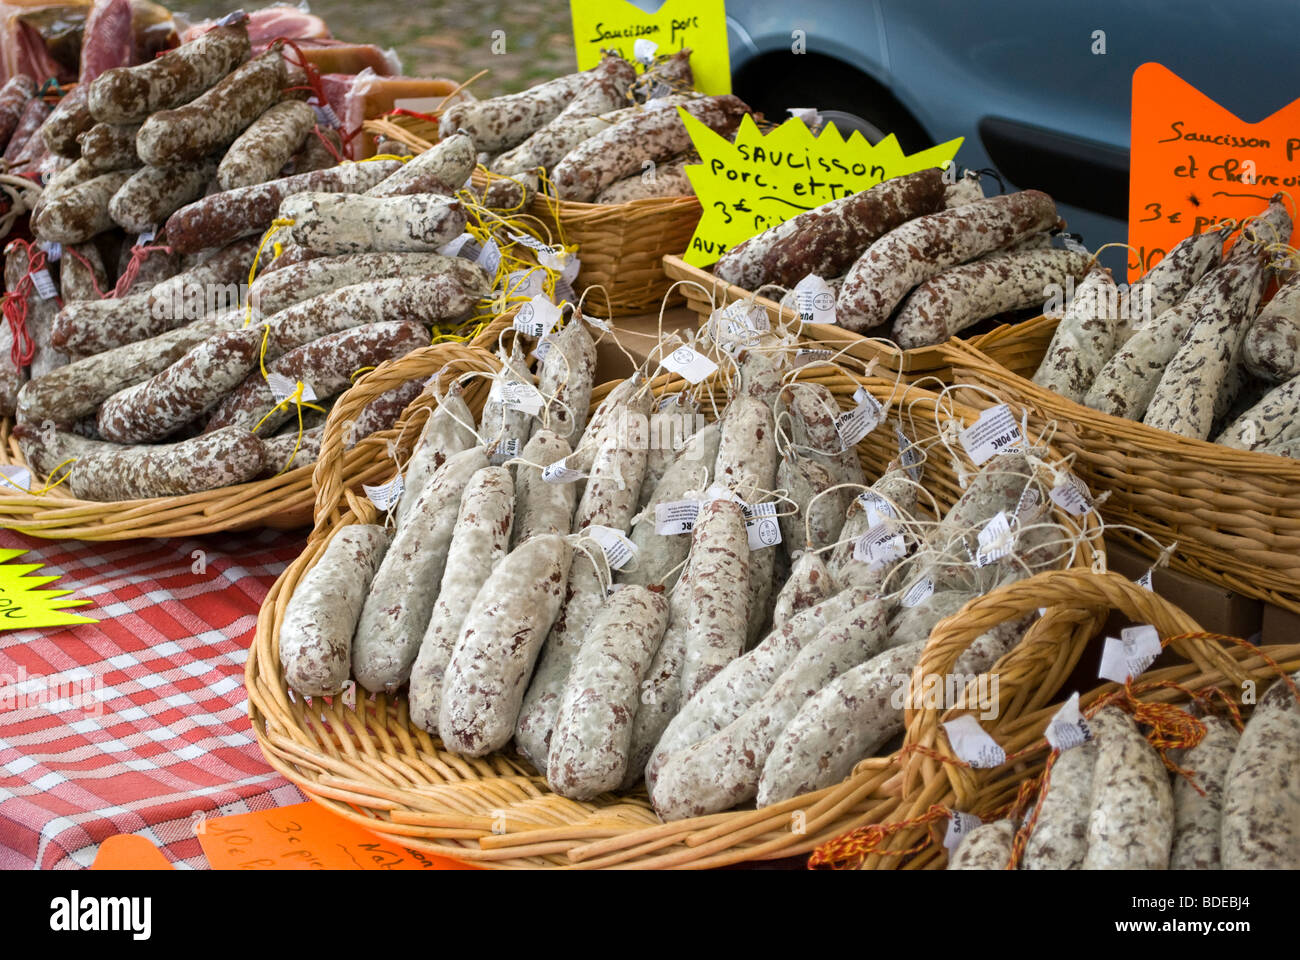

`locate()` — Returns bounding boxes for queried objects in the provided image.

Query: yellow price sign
[0,548,96,630]
[569,0,731,96]
[682,112,963,267]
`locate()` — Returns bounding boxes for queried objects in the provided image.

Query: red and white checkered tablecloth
[0,528,309,870]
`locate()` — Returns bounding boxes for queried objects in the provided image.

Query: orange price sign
[1128,62,1300,282]
[196,802,476,871]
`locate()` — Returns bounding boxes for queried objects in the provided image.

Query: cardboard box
[594,308,700,382]
[1104,537,1262,641]
[1262,603,1300,645]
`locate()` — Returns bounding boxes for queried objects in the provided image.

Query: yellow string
[350,365,376,382]
[245,217,296,327]
[9,456,77,497]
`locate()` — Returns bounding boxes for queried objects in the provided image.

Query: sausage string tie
[243,218,296,326]
[2,238,59,366]
[807,805,950,869]
[251,323,325,476]
[111,243,172,299]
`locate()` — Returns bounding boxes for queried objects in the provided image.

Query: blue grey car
[722,0,1300,265]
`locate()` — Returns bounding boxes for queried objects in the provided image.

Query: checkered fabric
[0,528,308,870]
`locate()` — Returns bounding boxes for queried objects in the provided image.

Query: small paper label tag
[1061,234,1089,254]
[836,388,884,449]
[1137,568,1154,591]
[896,426,922,482]
[312,103,341,128]
[1014,484,1046,524]
[266,373,317,404]
[792,274,837,326]
[541,458,586,483]
[0,464,32,492]
[513,295,562,338]
[31,268,57,301]
[787,106,822,130]
[944,810,985,851]
[363,476,405,511]
[1049,472,1093,517]
[856,489,896,529]
[901,576,935,608]
[1097,624,1162,683]
[633,37,659,63]
[533,338,553,361]
[135,231,155,246]
[655,499,701,535]
[741,501,782,550]
[853,523,906,566]
[506,269,546,300]
[715,300,770,341]
[1045,692,1093,751]
[489,436,521,465]
[793,348,832,368]
[975,511,1015,567]
[508,231,551,254]
[439,233,479,260]
[943,714,1006,768]
[583,314,611,333]
[661,345,719,384]
[587,524,638,570]
[489,379,543,416]
[477,237,502,276]
[39,241,61,262]
[959,404,1024,466]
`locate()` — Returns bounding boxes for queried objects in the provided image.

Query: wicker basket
[246,340,1104,868]
[943,332,1300,615]
[0,341,498,542]
[662,254,1060,383]
[831,569,1300,869]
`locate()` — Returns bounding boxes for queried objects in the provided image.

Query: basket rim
[246,350,1105,868]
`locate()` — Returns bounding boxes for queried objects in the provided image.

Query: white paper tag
[489,378,543,416]
[959,404,1024,466]
[1049,473,1092,517]
[856,489,896,529]
[0,464,32,492]
[943,714,1006,768]
[836,387,883,449]
[1097,624,1162,684]
[1045,692,1093,751]
[439,233,479,259]
[583,313,611,333]
[542,458,586,483]
[896,426,922,482]
[533,338,553,361]
[633,38,659,63]
[477,237,502,276]
[715,300,770,341]
[135,231,155,246]
[655,499,701,535]
[1061,235,1089,254]
[266,373,317,404]
[1014,484,1045,524]
[742,501,782,550]
[787,107,822,130]
[39,241,61,262]
[901,576,935,608]
[853,523,906,566]
[793,348,832,367]
[506,269,546,300]
[513,295,562,338]
[661,345,718,384]
[363,475,405,511]
[31,268,57,300]
[587,524,638,570]
[508,231,551,254]
[944,811,985,851]
[489,436,520,465]
[975,511,1015,567]
[792,274,837,326]
[1137,568,1154,591]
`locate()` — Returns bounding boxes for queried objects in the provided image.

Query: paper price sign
[682,111,961,267]
[569,0,730,95]
[1128,62,1300,281]
[0,549,96,630]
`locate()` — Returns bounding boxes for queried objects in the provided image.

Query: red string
[309,124,343,164]
[275,38,329,113]
[1,239,57,367]
[386,107,442,125]
[111,243,172,299]
[59,246,109,299]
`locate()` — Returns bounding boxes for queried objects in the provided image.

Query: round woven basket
[825,569,1300,870]
[943,332,1300,615]
[0,331,505,541]
[246,341,1104,868]
[661,253,1059,384]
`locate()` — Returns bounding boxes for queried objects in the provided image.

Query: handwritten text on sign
[1128,62,1300,281]
[682,112,962,267]
[569,0,730,96]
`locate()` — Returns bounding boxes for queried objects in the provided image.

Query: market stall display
[246,311,1102,867]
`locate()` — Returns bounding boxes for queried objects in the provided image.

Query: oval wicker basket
[246,338,1105,868]
[942,331,1300,615]
[826,569,1300,870]
[0,325,508,541]
[661,253,1060,384]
